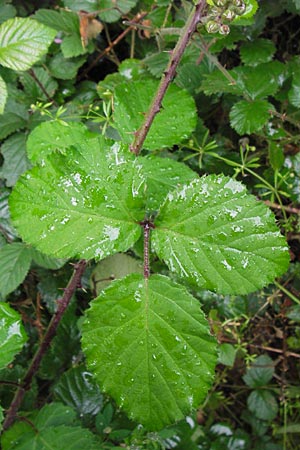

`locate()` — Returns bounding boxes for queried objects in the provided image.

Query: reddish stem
[3,260,87,431]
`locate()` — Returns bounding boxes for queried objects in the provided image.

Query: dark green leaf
[240,39,276,66]
[268,142,284,171]
[34,8,79,33]
[0,243,32,297]
[113,79,197,150]
[82,273,217,430]
[0,3,16,25]
[49,53,85,80]
[247,390,278,421]
[53,366,103,416]
[10,138,145,259]
[0,133,31,186]
[30,247,67,270]
[0,100,28,140]
[0,302,28,369]
[1,403,100,450]
[229,100,273,135]
[19,67,58,103]
[152,175,289,295]
[61,34,86,58]
[0,18,56,71]
[63,0,138,23]
[288,73,300,108]
[243,355,275,387]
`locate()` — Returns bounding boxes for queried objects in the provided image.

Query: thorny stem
[130,0,207,155]
[140,220,155,279]
[2,260,87,431]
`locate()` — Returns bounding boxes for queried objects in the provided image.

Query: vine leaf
[0,243,32,298]
[0,303,28,370]
[1,403,100,450]
[82,273,217,430]
[113,79,197,150]
[0,17,56,71]
[10,138,145,260]
[152,175,289,295]
[229,99,273,134]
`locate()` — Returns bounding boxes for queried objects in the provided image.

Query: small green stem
[274,280,300,305]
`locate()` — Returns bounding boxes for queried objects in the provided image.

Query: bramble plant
[0,0,300,448]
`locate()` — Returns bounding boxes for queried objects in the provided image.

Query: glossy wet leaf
[0,243,32,298]
[53,366,103,417]
[26,121,96,163]
[229,99,273,134]
[0,302,28,369]
[113,79,197,150]
[82,273,217,430]
[140,155,197,210]
[1,403,100,450]
[152,175,289,295]
[10,138,145,260]
[0,17,56,71]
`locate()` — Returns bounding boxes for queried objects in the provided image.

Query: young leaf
[152,175,289,295]
[82,273,217,431]
[10,138,145,259]
[229,99,273,134]
[0,18,56,71]
[240,38,276,66]
[0,243,32,298]
[0,302,28,369]
[113,79,197,150]
[0,132,31,186]
[0,74,7,114]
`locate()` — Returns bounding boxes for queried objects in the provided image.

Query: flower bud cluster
[202,0,246,36]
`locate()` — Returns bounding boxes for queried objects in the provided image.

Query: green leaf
[0,404,3,432]
[34,8,79,33]
[0,3,16,25]
[268,142,284,171]
[288,73,300,108]
[247,390,278,421]
[19,67,58,103]
[0,132,31,186]
[218,343,237,367]
[0,74,7,114]
[0,243,32,297]
[82,273,217,430]
[199,70,244,97]
[0,100,28,140]
[10,138,145,260]
[113,79,197,150]
[53,366,103,416]
[91,253,143,295]
[26,120,96,163]
[0,302,28,369]
[61,34,86,58]
[0,17,56,71]
[229,100,273,135]
[63,0,138,23]
[140,155,197,210]
[243,355,275,387]
[240,39,276,66]
[49,53,85,80]
[152,175,289,295]
[1,403,100,450]
[30,247,67,270]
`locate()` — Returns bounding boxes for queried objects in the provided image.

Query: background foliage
[1,0,300,449]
